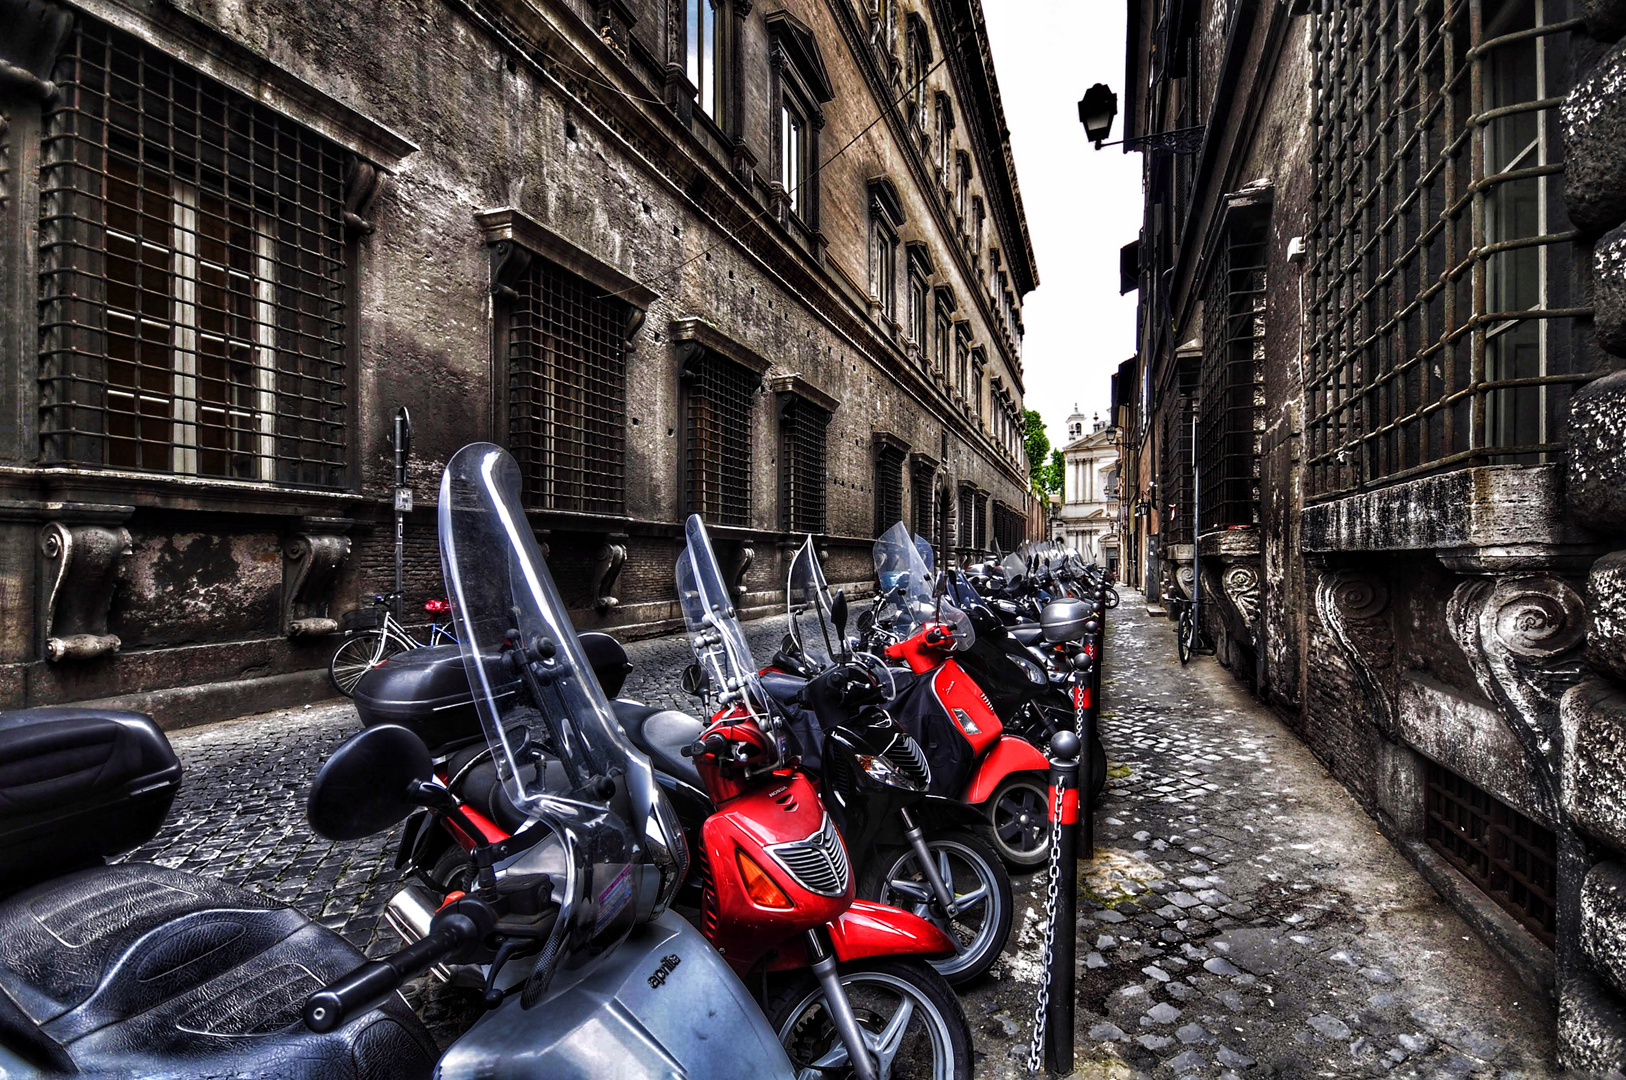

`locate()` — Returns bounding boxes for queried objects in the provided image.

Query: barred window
[993,501,1024,553]
[1159,358,1198,547]
[508,259,628,515]
[974,490,988,550]
[780,396,829,534]
[956,484,974,550]
[685,352,756,526]
[1199,207,1268,530]
[1305,0,1587,500]
[39,19,351,487]
[874,443,906,537]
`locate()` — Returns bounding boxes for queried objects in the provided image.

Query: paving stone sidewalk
[125,595,1556,1077]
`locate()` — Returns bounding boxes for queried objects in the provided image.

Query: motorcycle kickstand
[898,807,958,918]
[806,927,879,1080]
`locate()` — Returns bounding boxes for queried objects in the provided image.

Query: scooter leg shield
[825,899,957,962]
[963,735,1051,806]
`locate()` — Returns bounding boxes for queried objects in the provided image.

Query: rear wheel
[861,830,1012,986]
[1176,610,1194,666]
[984,774,1050,869]
[329,631,402,696]
[765,956,972,1080]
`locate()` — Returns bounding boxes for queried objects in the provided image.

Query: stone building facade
[1052,406,1121,572]
[0,0,1038,727]
[1117,0,1626,1068]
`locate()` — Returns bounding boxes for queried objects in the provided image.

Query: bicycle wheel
[329,632,401,696]
[1177,611,1194,666]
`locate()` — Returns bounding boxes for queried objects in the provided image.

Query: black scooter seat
[1009,624,1046,647]
[611,701,704,788]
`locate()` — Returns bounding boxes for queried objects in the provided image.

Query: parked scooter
[0,447,795,1080]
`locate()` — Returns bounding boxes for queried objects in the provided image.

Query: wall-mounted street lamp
[1078,81,1205,155]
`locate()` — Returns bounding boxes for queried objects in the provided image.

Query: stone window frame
[933,91,955,179]
[767,10,834,238]
[971,345,987,425]
[868,177,905,327]
[933,282,958,377]
[906,241,934,355]
[904,11,932,139]
[954,150,972,224]
[672,317,770,528]
[773,373,838,535]
[873,432,909,537]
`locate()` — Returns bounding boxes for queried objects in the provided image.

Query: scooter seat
[611,701,704,789]
[0,862,435,1078]
[1009,624,1046,647]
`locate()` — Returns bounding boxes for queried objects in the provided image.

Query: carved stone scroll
[1448,574,1588,788]
[1222,564,1261,628]
[282,533,352,637]
[593,535,629,613]
[39,522,132,662]
[1314,569,1395,735]
[730,540,755,600]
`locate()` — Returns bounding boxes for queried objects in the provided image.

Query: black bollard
[1078,622,1101,861]
[1044,729,1081,1076]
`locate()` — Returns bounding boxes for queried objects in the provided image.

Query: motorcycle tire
[860,829,1013,987]
[766,956,972,1080]
[1177,611,1194,666]
[984,773,1051,869]
[1104,586,1120,609]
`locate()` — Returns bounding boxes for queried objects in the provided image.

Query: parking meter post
[1044,730,1080,1076]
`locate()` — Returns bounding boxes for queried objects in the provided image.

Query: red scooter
[868,524,1053,868]
[676,515,973,1080]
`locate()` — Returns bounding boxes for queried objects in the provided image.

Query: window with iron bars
[1199,208,1268,531]
[874,443,906,537]
[1304,0,1589,501]
[911,460,935,538]
[780,396,829,534]
[684,351,756,526]
[973,491,988,550]
[507,259,628,515]
[993,501,1024,553]
[955,484,974,550]
[1424,760,1557,947]
[38,19,351,487]
[1158,361,1198,546]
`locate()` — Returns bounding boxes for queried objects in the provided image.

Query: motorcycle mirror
[307,724,433,841]
[856,607,874,632]
[831,590,849,640]
[680,661,709,697]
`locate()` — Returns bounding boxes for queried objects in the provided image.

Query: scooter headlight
[856,753,922,791]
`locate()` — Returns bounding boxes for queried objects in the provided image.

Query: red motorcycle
[868,524,1053,869]
[677,515,973,1080]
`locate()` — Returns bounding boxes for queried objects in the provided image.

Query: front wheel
[984,774,1051,869]
[329,632,394,696]
[861,830,1013,986]
[766,956,972,1080]
[1176,610,1194,666]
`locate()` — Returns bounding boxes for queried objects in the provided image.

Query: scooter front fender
[827,898,956,962]
[964,735,1050,805]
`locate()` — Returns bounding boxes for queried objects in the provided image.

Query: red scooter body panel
[964,736,1051,805]
[930,660,1003,758]
[767,899,956,968]
[698,773,854,973]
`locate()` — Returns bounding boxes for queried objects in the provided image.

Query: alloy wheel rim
[778,969,955,1080]
[879,840,1000,978]
[991,782,1049,858]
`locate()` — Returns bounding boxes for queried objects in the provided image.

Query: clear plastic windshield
[873,522,974,649]
[913,534,935,573]
[787,536,839,672]
[1001,552,1026,584]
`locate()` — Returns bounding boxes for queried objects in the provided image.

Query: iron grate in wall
[956,485,974,550]
[1424,760,1557,948]
[38,18,350,488]
[973,491,988,550]
[1199,210,1267,531]
[910,460,934,539]
[685,352,756,527]
[874,445,906,537]
[1304,0,1591,500]
[780,397,829,534]
[1158,359,1199,547]
[993,501,1024,554]
[507,259,627,515]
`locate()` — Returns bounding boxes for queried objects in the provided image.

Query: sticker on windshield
[594,865,634,934]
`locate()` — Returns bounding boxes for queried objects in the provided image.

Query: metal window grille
[993,501,1024,553]
[955,485,973,549]
[1304,0,1589,501]
[780,397,829,534]
[1158,361,1198,546]
[39,18,349,487]
[685,353,755,526]
[507,259,627,515]
[911,460,934,538]
[1424,760,1557,947]
[974,491,988,549]
[1199,210,1268,530]
[874,445,906,537]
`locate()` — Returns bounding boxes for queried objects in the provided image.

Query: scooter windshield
[677,515,782,732]
[787,535,838,672]
[873,522,974,650]
[1000,552,1026,585]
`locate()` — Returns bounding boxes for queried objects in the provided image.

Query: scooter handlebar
[304,911,481,1033]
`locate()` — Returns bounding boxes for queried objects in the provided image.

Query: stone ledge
[1391,836,1557,1001]
[1302,465,1596,554]
[1397,674,1549,825]
[1562,679,1626,858]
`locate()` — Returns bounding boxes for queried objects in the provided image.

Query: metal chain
[1024,780,1068,1074]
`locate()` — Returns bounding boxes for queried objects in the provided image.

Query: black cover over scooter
[886,675,976,799]
[0,708,436,1079]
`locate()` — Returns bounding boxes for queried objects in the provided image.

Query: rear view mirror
[680,662,709,697]
[307,724,433,841]
[856,608,874,632]
[831,590,849,640]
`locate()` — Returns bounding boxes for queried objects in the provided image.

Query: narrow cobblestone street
[126,593,1555,1078]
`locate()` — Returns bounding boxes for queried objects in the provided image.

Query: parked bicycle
[327,593,457,696]
[1164,587,1202,665]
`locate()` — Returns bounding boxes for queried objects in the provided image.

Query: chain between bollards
[1043,729,1081,1076]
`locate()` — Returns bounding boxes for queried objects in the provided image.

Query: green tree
[1022,409,1051,494]
[1047,448,1065,496]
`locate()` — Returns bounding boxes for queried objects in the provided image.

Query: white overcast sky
[981,0,1141,449]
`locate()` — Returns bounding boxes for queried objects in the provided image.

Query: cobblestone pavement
[127,596,1555,1077]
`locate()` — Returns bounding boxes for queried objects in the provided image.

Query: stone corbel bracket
[39,521,132,662]
[1222,564,1261,628]
[1448,574,1588,793]
[282,529,353,638]
[1314,568,1396,737]
[730,540,755,601]
[593,535,629,613]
